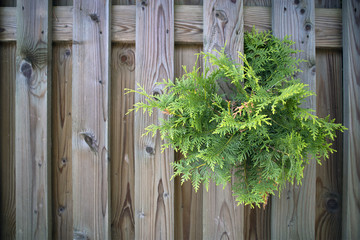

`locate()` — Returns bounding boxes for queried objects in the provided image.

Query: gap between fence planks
[342,0,360,239]
[134,0,175,239]
[202,0,244,239]
[71,0,111,239]
[15,0,52,239]
[271,1,316,239]
[0,6,342,48]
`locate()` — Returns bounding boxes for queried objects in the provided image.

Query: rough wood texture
[72,1,111,239]
[0,43,16,240]
[0,6,343,48]
[15,0,52,239]
[342,0,360,239]
[111,44,136,239]
[244,201,271,240]
[135,0,175,239]
[174,45,203,240]
[52,43,73,240]
[244,0,270,6]
[271,1,316,239]
[203,1,244,239]
[315,49,343,240]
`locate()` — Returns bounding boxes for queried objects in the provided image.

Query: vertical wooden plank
[0,43,16,240]
[52,43,73,240]
[15,0,52,239]
[111,44,136,239]
[243,2,271,240]
[135,0,174,239]
[203,1,244,239]
[271,1,316,239]
[342,0,360,239]
[72,0,111,239]
[315,49,343,240]
[174,45,203,240]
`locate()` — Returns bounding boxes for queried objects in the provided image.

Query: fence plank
[271,1,316,239]
[52,43,73,240]
[342,0,360,239]
[0,43,16,240]
[0,6,343,48]
[72,0,111,239]
[111,44,136,239]
[315,49,343,240]
[15,0,52,238]
[174,45,203,240]
[203,1,244,239]
[135,0,174,239]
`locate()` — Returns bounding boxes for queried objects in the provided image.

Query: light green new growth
[126,28,346,207]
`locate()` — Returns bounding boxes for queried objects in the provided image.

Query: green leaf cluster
[126,28,346,207]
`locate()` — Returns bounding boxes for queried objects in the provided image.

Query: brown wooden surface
[342,0,360,239]
[271,1,316,239]
[134,0,175,239]
[202,0,244,239]
[71,0,111,239]
[111,44,136,239]
[315,49,343,240]
[52,43,73,240]
[0,6,343,48]
[15,0,52,239]
[174,45,203,240]
[0,43,16,240]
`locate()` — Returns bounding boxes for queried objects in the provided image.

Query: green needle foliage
[126,28,346,207]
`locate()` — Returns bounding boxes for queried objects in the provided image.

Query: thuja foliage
[126,29,346,207]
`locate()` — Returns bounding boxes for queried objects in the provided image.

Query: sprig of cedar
[126,28,346,208]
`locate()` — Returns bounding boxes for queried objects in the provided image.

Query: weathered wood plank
[111,44,136,240]
[315,49,343,240]
[243,1,272,239]
[271,1,316,239]
[174,45,203,240]
[244,0,270,6]
[134,0,174,239]
[71,0,111,239]
[52,43,73,240]
[0,6,343,48]
[203,0,244,239]
[0,43,16,240]
[342,0,360,239]
[15,0,52,238]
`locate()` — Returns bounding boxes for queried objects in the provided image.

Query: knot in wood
[65,49,71,56]
[326,197,339,213]
[20,60,32,79]
[215,10,228,23]
[58,206,65,215]
[305,23,312,31]
[294,0,300,4]
[145,146,155,155]
[141,0,147,6]
[89,13,100,23]
[0,27,5,33]
[230,0,236,3]
[152,88,163,100]
[80,130,99,153]
[300,8,306,14]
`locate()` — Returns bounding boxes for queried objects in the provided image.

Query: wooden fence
[0,0,359,239]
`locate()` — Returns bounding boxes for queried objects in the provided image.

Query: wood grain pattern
[52,43,73,240]
[0,6,343,48]
[244,0,270,6]
[15,0,52,238]
[111,44,136,240]
[135,0,175,239]
[203,1,244,239]
[342,0,360,239]
[174,45,203,240]
[0,43,16,240]
[271,1,316,239]
[71,1,111,239]
[315,49,343,240]
[244,201,271,240]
